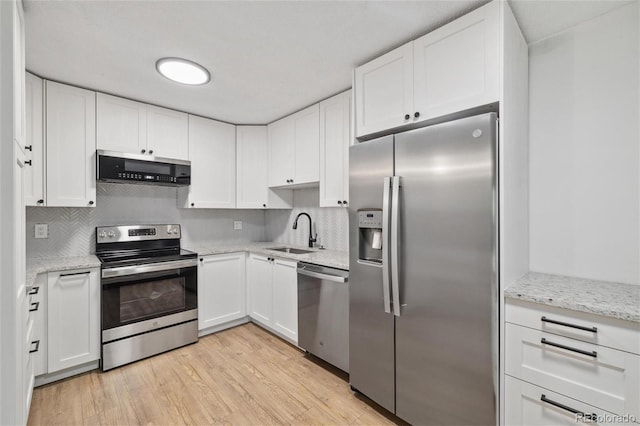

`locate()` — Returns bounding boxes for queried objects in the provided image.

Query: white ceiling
[24,0,632,125]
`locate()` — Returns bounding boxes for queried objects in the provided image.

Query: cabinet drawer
[506,323,639,418]
[506,299,640,354]
[505,375,630,425]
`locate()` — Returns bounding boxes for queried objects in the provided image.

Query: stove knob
[108,231,116,238]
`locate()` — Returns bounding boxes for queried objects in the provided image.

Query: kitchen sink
[266,247,314,255]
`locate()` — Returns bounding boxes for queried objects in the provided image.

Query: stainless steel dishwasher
[297,262,349,372]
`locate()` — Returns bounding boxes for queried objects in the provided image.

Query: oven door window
[102,267,196,330]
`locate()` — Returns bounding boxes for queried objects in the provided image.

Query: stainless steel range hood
[97,150,191,186]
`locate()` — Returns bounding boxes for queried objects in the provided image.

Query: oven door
[101,259,197,343]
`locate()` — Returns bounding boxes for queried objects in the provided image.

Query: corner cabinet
[246,254,298,345]
[179,115,236,209]
[319,90,351,207]
[236,126,292,209]
[47,269,100,373]
[198,253,247,332]
[354,1,500,138]
[268,104,320,188]
[45,81,96,207]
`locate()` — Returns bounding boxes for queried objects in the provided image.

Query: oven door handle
[101,259,197,279]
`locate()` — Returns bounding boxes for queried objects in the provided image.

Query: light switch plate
[35,223,48,239]
[233,221,243,230]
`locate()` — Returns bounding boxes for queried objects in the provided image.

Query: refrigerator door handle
[391,175,401,316]
[382,176,392,314]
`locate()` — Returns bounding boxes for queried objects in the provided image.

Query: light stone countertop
[505,272,640,323]
[26,255,101,289]
[186,242,349,271]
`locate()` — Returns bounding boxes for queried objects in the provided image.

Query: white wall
[265,188,349,251]
[529,2,639,284]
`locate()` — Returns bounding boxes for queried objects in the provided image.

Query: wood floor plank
[28,323,398,426]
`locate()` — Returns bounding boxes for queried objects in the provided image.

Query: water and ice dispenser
[358,209,383,264]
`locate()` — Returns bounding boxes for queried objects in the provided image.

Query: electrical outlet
[34,223,48,239]
[233,221,243,230]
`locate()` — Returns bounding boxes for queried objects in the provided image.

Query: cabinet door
[24,72,44,206]
[354,42,413,138]
[292,104,320,185]
[236,126,268,208]
[183,115,236,208]
[246,254,273,327]
[267,118,294,187]
[198,253,246,330]
[45,81,96,207]
[146,105,189,161]
[319,90,351,207]
[47,269,100,373]
[413,1,499,121]
[96,93,147,155]
[272,258,298,343]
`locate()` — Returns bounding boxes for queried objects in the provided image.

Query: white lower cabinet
[198,253,246,331]
[272,258,298,342]
[47,269,100,373]
[30,274,47,376]
[505,300,640,425]
[246,253,298,344]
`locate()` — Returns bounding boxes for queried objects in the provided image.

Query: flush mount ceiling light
[156,57,211,86]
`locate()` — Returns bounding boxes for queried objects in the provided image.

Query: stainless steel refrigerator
[348,112,498,425]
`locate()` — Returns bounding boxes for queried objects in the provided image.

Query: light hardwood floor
[28,323,400,425]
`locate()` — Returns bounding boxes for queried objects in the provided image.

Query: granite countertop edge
[505,271,640,323]
[26,255,102,289]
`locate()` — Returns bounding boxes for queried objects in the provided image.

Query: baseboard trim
[35,360,100,387]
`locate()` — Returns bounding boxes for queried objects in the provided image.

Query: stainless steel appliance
[349,113,498,425]
[297,262,349,372]
[97,150,191,186]
[97,224,198,371]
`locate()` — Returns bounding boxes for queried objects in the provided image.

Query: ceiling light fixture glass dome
[156,57,211,85]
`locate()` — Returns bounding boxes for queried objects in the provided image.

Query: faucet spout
[292,212,316,248]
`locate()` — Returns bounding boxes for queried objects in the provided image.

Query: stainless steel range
[96,224,198,371]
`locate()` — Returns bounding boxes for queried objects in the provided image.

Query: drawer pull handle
[29,301,40,312]
[541,316,597,333]
[60,271,90,277]
[28,286,40,295]
[29,340,40,353]
[540,394,596,421]
[540,338,597,358]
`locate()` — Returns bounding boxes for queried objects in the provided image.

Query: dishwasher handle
[297,265,348,283]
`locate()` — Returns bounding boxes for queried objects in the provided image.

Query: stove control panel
[96,224,181,244]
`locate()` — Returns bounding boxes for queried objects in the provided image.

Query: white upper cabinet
[268,104,320,188]
[413,1,499,121]
[96,93,189,161]
[354,1,501,138]
[96,93,147,154]
[24,72,45,206]
[180,115,236,209]
[268,118,295,187]
[319,90,351,207]
[146,105,189,161]
[45,81,96,208]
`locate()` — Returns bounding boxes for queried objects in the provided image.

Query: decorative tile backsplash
[26,183,266,258]
[26,184,349,258]
[265,188,349,252]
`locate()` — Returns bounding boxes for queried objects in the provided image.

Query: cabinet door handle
[541,316,597,333]
[540,394,596,421]
[141,149,146,154]
[148,150,154,155]
[28,286,40,295]
[88,200,94,205]
[540,338,597,358]
[60,271,90,277]
[29,301,40,312]
[37,199,44,204]
[414,112,420,118]
[338,201,343,205]
[343,200,348,205]
[404,114,410,120]
[29,340,40,354]
[262,204,267,208]
[25,145,33,151]
[25,160,32,166]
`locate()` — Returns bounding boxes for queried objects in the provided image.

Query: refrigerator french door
[349,113,498,425]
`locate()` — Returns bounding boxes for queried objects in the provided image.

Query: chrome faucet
[293,212,317,248]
